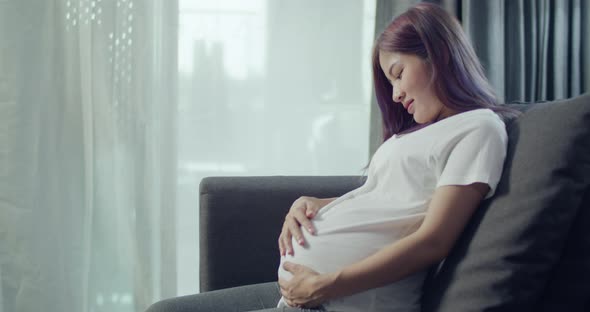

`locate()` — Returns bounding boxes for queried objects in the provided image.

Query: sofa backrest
[199,176,365,292]
[422,94,590,311]
[535,186,590,311]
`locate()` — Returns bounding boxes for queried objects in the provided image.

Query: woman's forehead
[379,51,401,71]
[380,51,417,72]
[379,51,400,62]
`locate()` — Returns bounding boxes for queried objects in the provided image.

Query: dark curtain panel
[369,0,589,155]
[461,0,589,103]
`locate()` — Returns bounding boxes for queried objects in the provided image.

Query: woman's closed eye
[396,69,404,80]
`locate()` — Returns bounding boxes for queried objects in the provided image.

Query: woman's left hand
[278,262,336,308]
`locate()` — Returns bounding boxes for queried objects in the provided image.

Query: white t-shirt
[277,108,508,312]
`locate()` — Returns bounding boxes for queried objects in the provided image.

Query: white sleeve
[434,120,508,199]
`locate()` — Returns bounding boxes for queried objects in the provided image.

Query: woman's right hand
[278,196,335,256]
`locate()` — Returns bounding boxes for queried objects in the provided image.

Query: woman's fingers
[283,233,293,255]
[278,235,285,256]
[308,196,332,219]
[279,226,294,256]
[278,197,324,256]
[305,208,316,218]
[292,206,316,235]
[286,215,306,247]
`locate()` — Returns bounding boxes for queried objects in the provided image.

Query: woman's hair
[372,3,518,142]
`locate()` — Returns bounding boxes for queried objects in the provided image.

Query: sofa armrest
[199,175,365,292]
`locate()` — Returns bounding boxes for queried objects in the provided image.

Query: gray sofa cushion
[199,176,365,292]
[422,94,590,311]
[536,187,590,311]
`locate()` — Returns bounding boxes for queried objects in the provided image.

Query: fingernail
[308,227,314,234]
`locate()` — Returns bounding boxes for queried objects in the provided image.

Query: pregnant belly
[277,214,419,280]
[276,195,428,279]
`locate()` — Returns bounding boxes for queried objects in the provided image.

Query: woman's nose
[393,90,405,103]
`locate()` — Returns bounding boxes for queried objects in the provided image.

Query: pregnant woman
[147,3,518,312]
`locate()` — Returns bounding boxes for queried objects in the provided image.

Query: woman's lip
[407,100,414,112]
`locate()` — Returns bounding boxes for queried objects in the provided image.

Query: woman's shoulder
[421,108,503,138]
[393,109,506,145]
[429,109,507,153]
[446,108,504,125]
[440,108,505,134]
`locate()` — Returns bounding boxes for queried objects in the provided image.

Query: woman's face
[378,50,456,124]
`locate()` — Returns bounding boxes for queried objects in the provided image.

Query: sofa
[196,94,590,311]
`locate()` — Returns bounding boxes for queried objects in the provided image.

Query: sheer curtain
[1,0,377,311]
[0,0,178,311]
[175,0,376,296]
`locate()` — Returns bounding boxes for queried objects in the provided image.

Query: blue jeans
[145,282,325,312]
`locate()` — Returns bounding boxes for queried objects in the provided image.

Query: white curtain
[1,0,377,311]
[0,0,178,311]
[175,0,375,293]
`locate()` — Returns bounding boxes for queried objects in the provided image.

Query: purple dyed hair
[372,3,515,142]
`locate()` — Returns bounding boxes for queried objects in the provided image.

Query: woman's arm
[279,183,489,307]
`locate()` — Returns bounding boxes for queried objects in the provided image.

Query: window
[177,0,376,294]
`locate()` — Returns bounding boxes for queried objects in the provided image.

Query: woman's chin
[413,114,425,124]
[413,112,437,124]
